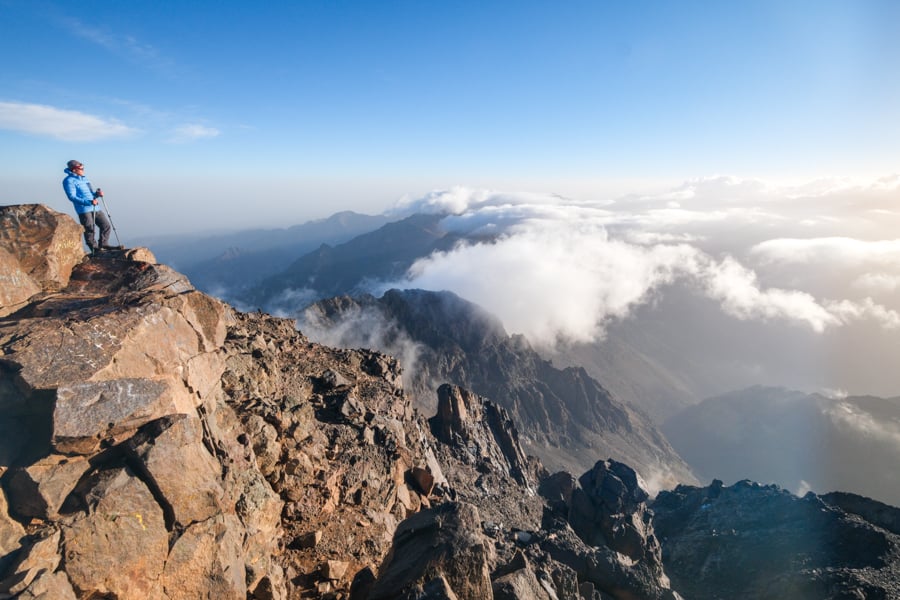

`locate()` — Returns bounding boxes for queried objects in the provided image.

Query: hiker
[62,159,114,252]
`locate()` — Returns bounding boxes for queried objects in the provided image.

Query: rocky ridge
[302,290,695,487]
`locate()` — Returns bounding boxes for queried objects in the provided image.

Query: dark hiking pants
[79,210,112,250]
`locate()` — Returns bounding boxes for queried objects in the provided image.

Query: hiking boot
[101,244,124,250]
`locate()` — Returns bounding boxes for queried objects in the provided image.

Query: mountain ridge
[2,204,898,599]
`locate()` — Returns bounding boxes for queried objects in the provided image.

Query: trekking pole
[97,190,123,247]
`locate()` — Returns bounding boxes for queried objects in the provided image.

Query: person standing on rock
[62,159,114,253]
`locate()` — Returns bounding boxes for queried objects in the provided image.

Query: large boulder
[5,454,91,519]
[0,204,84,316]
[570,459,659,563]
[368,502,494,600]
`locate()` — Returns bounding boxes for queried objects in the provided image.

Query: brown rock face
[0,204,85,316]
[0,206,283,599]
[61,467,169,598]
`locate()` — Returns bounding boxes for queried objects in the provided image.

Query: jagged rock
[250,567,288,600]
[125,246,157,263]
[540,522,679,600]
[52,378,183,454]
[492,566,555,600]
[821,491,900,535]
[0,205,84,307]
[0,529,61,596]
[61,467,168,599]
[5,455,90,519]
[410,466,435,496]
[570,459,657,563]
[241,413,282,477]
[431,384,532,489]
[295,530,322,549]
[0,487,26,575]
[323,559,350,580]
[653,480,900,599]
[13,569,78,600]
[538,471,578,515]
[124,415,225,526]
[160,514,247,599]
[532,460,680,600]
[0,246,41,317]
[368,502,494,600]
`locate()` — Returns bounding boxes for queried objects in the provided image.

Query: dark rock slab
[368,502,493,600]
[52,378,173,454]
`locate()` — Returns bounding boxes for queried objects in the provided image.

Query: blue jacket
[63,169,98,214]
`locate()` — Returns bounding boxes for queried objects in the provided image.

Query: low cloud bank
[384,183,900,346]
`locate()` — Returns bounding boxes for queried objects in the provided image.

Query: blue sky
[1,0,898,235]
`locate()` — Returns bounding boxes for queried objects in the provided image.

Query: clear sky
[1,0,898,235]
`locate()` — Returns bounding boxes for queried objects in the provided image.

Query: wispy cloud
[168,124,221,143]
[751,237,900,267]
[825,401,900,448]
[63,16,175,74]
[0,101,138,141]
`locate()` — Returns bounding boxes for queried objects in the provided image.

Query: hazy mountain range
[134,210,389,301]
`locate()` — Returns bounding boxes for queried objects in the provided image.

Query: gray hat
[67,160,83,169]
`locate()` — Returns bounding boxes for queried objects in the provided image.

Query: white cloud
[824,402,900,447]
[751,237,900,267]
[397,221,701,345]
[853,273,900,292]
[825,298,900,329]
[0,101,138,141]
[389,186,569,217]
[168,124,221,143]
[699,256,840,333]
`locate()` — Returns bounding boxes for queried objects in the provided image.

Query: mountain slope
[662,386,900,506]
[301,289,697,489]
[247,212,463,306]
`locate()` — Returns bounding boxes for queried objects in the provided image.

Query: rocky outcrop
[0,204,84,317]
[538,461,681,600]
[368,502,494,600]
[0,205,281,599]
[652,480,900,599]
[430,384,532,489]
[302,289,697,488]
